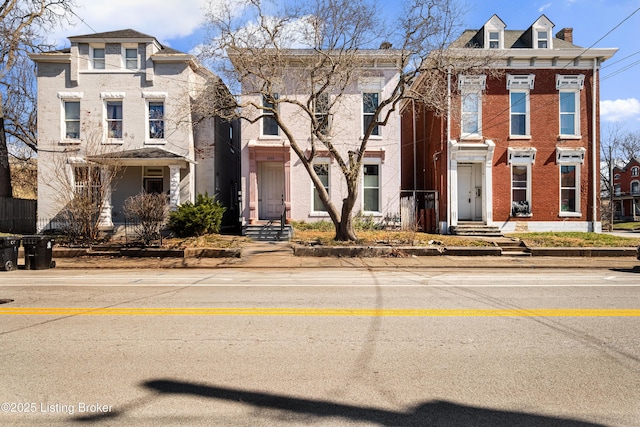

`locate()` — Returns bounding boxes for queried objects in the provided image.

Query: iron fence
[0,197,36,234]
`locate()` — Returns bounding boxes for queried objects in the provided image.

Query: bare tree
[600,123,640,226]
[200,0,494,241]
[0,0,76,196]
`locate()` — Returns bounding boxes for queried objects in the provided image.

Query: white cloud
[600,98,640,123]
[538,3,552,12]
[48,0,231,48]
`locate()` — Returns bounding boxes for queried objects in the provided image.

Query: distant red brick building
[612,159,640,220]
[401,15,617,234]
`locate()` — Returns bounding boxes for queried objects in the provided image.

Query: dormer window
[489,32,500,49]
[482,15,506,49]
[537,31,548,48]
[532,15,554,49]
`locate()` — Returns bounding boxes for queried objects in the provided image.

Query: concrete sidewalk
[45,241,640,270]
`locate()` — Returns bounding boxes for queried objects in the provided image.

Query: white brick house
[30,29,240,232]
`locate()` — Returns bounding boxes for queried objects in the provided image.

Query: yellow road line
[0,307,639,317]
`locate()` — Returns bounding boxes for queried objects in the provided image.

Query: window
[560,165,579,213]
[632,181,640,195]
[511,165,531,216]
[64,101,80,139]
[632,166,639,177]
[148,101,165,139]
[489,31,500,49]
[124,48,138,70]
[559,91,578,135]
[461,92,480,137]
[106,101,123,139]
[262,94,279,136]
[363,92,379,136]
[615,184,621,196]
[363,164,380,212]
[314,93,330,135]
[312,162,329,212]
[143,167,164,194]
[510,91,529,136]
[537,31,548,48]
[92,47,105,69]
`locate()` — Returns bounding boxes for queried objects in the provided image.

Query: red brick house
[612,159,640,220]
[401,15,617,234]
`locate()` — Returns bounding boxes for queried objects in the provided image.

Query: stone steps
[244,223,293,242]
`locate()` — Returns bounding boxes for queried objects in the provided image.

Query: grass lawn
[612,221,640,231]
[509,232,640,248]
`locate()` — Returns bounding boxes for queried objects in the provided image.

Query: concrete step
[450,224,502,237]
[244,224,293,242]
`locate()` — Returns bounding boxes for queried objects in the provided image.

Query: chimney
[555,27,573,44]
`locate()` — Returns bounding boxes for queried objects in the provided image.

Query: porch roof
[88,147,195,167]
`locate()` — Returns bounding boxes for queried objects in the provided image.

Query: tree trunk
[0,102,13,197]
[334,195,358,241]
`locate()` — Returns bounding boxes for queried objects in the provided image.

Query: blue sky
[52,0,640,132]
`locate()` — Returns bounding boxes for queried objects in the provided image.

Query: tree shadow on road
[76,378,602,427]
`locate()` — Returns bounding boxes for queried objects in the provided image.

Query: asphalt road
[0,268,639,426]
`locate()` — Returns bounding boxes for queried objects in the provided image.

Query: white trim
[311,158,331,214]
[506,74,535,90]
[556,74,585,90]
[508,147,537,165]
[142,91,168,99]
[559,163,581,216]
[556,147,586,164]
[362,159,382,214]
[57,92,83,99]
[100,92,126,99]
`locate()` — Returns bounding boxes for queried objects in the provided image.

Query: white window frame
[632,180,640,196]
[143,92,168,144]
[362,161,381,214]
[62,100,81,141]
[57,92,83,142]
[559,164,581,216]
[507,75,534,139]
[362,92,380,138]
[311,159,330,215]
[508,148,536,217]
[632,166,639,177]
[261,94,279,137]
[101,92,126,143]
[459,75,486,139]
[91,46,105,70]
[123,45,138,70]
[488,31,500,49]
[556,75,584,138]
[557,147,585,217]
[536,30,549,49]
[559,90,580,137]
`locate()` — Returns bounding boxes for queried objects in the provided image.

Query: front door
[457,163,482,221]
[458,164,473,221]
[258,162,284,220]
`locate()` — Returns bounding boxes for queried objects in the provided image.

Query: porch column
[169,165,181,210]
[98,167,114,230]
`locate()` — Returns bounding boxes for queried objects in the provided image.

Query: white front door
[458,164,473,221]
[457,163,482,222]
[258,162,284,220]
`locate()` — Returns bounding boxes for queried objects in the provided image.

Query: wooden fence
[0,197,36,234]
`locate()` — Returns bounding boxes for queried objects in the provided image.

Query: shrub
[168,193,226,237]
[123,192,169,245]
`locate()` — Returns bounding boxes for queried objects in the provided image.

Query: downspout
[446,67,452,233]
[592,58,598,232]
[412,99,417,199]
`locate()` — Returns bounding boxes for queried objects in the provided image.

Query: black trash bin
[22,235,56,270]
[0,236,21,271]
